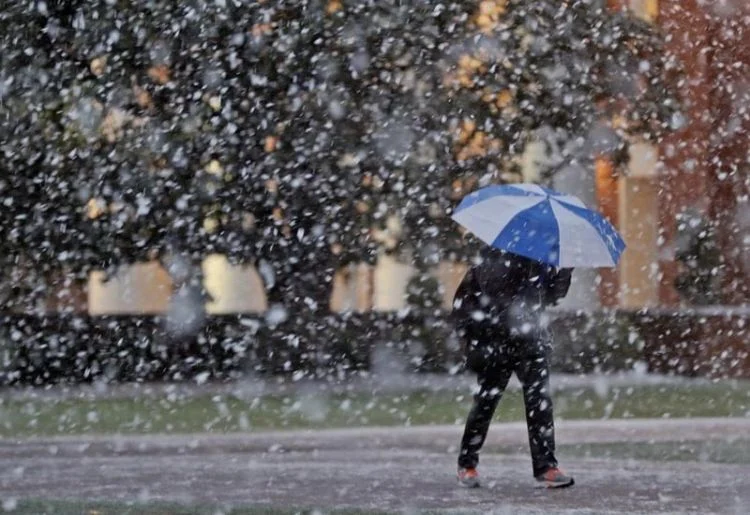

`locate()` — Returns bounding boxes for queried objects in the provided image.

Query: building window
[629,0,658,22]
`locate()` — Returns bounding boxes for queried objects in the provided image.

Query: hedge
[1,309,747,385]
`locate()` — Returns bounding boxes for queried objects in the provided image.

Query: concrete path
[2,418,749,514]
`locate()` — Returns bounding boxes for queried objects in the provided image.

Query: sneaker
[457,467,480,488]
[535,467,575,488]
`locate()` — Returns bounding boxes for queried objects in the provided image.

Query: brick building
[582,0,750,309]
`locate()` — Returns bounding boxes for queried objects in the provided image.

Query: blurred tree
[0,0,679,322]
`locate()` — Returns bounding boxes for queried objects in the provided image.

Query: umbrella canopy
[452,184,626,268]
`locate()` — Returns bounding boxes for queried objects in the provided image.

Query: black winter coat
[452,248,573,347]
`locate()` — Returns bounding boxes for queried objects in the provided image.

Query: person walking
[449,183,626,489]
[452,247,575,488]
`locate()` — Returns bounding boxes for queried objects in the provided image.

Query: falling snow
[0,1,748,513]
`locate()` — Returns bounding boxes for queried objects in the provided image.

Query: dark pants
[457,334,558,477]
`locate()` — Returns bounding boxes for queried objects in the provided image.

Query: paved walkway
[2,418,749,514]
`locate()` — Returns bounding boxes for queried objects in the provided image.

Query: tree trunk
[262,255,335,316]
[163,255,208,338]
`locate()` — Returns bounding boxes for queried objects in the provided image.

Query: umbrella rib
[550,198,625,266]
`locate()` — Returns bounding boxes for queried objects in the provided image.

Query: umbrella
[451,183,625,268]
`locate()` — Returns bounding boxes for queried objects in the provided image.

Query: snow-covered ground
[2,371,720,402]
[1,418,748,514]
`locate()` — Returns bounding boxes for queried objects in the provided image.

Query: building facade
[599,0,750,308]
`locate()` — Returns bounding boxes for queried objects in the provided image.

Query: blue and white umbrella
[452,184,626,268]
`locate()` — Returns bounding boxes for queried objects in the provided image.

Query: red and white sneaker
[535,467,575,488]
[457,467,481,488]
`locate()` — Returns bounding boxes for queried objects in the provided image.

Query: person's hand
[546,268,573,305]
